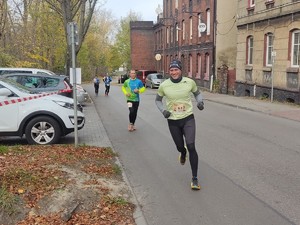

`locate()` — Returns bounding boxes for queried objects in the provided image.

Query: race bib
[172,103,186,114]
[127,102,133,108]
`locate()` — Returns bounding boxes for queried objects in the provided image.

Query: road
[86,83,300,225]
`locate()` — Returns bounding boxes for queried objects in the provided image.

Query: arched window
[182,20,186,41]
[246,36,254,65]
[204,53,210,80]
[189,17,193,40]
[196,54,201,79]
[291,30,300,67]
[188,54,193,77]
[206,9,210,35]
[198,13,202,38]
[265,33,274,66]
[249,0,255,8]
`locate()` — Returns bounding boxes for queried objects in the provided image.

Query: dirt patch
[0,145,136,225]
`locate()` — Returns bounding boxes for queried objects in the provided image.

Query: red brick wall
[130,21,156,71]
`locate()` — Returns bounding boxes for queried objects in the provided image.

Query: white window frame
[189,54,193,77]
[266,33,274,66]
[182,20,185,40]
[206,9,210,35]
[198,14,202,37]
[189,17,193,40]
[249,0,255,7]
[292,30,300,67]
[176,23,179,42]
[247,36,254,65]
[166,27,170,44]
[196,54,201,79]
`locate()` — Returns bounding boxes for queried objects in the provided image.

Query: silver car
[145,73,165,89]
[2,73,88,104]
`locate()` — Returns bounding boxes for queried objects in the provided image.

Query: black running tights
[128,101,139,125]
[167,115,198,178]
[105,85,110,94]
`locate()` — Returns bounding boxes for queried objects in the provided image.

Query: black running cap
[169,60,182,70]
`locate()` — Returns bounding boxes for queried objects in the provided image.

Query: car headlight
[53,100,74,109]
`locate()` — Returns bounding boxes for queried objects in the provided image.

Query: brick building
[130,21,156,71]
[130,0,238,92]
[236,0,300,104]
[153,0,215,90]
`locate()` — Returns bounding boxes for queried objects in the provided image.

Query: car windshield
[155,74,164,79]
[0,78,38,94]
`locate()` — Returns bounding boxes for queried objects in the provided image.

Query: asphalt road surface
[86,83,300,225]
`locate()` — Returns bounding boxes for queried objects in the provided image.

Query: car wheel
[25,116,61,145]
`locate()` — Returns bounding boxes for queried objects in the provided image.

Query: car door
[0,84,19,132]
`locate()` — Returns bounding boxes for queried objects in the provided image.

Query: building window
[291,30,300,67]
[265,33,274,66]
[176,23,179,42]
[206,9,210,35]
[182,20,186,41]
[247,36,254,65]
[166,27,170,45]
[175,0,178,8]
[249,0,255,8]
[196,54,201,79]
[189,17,193,40]
[265,0,274,9]
[189,54,193,77]
[204,53,210,80]
[198,13,202,38]
[189,0,193,12]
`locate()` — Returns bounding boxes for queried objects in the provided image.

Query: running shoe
[191,177,201,190]
[178,147,187,165]
[128,124,133,131]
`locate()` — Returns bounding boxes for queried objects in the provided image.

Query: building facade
[236,0,300,104]
[130,21,156,71]
[153,0,215,89]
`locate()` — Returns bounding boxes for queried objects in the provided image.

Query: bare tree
[0,0,8,41]
[44,0,103,75]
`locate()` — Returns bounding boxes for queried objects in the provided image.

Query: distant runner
[103,74,112,96]
[122,70,145,131]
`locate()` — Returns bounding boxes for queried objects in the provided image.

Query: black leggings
[105,85,110,95]
[94,83,99,94]
[167,114,198,178]
[128,101,139,125]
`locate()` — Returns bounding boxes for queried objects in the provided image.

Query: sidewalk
[202,90,300,122]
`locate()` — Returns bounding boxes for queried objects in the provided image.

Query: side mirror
[0,88,13,97]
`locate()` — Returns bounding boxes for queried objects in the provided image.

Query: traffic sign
[198,23,207,32]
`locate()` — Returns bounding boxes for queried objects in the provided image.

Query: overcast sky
[103,0,163,21]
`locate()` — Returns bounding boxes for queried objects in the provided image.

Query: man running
[122,70,145,131]
[103,74,112,96]
[155,59,204,190]
[93,75,100,96]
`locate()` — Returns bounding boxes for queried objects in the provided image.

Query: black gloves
[163,110,171,118]
[197,102,204,110]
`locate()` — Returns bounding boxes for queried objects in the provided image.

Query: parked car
[2,73,88,104]
[118,74,128,84]
[145,73,165,89]
[0,78,85,145]
[0,67,57,76]
[136,70,157,85]
[0,67,89,103]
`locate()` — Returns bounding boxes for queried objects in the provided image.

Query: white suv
[0,78,85,145]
